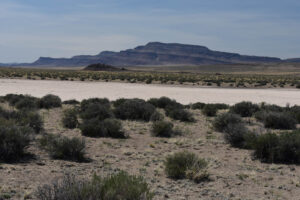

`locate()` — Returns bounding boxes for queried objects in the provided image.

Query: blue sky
[1,0,300,62]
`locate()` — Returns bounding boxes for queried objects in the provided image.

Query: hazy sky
[1,0,300,62]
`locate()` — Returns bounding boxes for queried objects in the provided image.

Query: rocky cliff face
[3,42,295,67]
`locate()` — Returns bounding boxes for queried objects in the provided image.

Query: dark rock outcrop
[2,42,299,67]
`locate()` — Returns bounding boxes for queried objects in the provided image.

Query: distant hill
[84,63,126,71]
[1,42,299,67]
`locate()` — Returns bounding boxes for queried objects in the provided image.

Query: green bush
[80,103,113,121]
[223,123,251,148]
[263,112,296,130]
[80,98,110,111]
[202,104,218,117]
[0,125,32,162]
[62,109,78,129]
[260,104,284,112]
[15,96,39,110]
[36,171,153,200]
[211,103,229,110]
[80,118,125,138]
[147,97,183,109]
[165,151,208,182]
[213,112,242,132]
[151,121,177,137]
[230,101,259,117]
[112,98,127,107]
[39,134,87,162]
[3,94,25,106]
[253,130,300,164]
[150,111,164,121]
[62,99,80,105]
[114,99,156,121]
[165,106,195,122]
[191,102,206,110]
[289,106,300,123]
[17,111,43,133]
[39,94,62,109]
[0,108,43,134]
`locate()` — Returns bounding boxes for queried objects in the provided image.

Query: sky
[1,0,300,63]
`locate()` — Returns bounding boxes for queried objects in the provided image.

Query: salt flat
[0,78,299,106]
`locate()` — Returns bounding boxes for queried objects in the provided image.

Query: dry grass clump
[39,134,87,162]
[165,151,209,183]
[36,171,154,200]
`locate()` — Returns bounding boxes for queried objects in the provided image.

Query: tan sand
[0,78,299,106]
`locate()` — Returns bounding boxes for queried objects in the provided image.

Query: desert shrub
[191,102,206,110]
[36,171,153,200]
[17,111,43,133]
[253,130,300,164]
[263,112,296,130]
[62,109,78,129]
[213,112,242,132]
[80,103,113,121]
[230,101,259,117]
[3,94,25,106]
[0,109,43,134]
[165,151,208,182]
[150,111,164,121]
[202,104,218,117]
[165,106,195,122]
[148,97,183,109]
[114,99,155,121]
[15,96,39,110]
[223,123,251,148]
[289,106,300,123]
[112,98,127,107]
[39,94,62,109]
[260,104,284,112]
[151,121,177,137]
[80,98,110,111]
[62,99,79,105]
[211,103,229,110]
[0,125,32,162]
[254,110,269,122]
[80,118,125,138]
[39,134,86,162]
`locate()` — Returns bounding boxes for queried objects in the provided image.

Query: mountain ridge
[1,42,299,67]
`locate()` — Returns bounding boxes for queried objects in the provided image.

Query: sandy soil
[0,79,299,106]
[1,105,300,200]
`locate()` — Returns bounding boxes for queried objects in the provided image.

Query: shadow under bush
[36,171,154,200]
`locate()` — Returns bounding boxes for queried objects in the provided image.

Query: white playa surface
[0,79,299,106]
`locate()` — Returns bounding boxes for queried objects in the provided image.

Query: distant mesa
[1,42,300,67]
[84,63,126,71]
